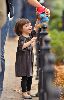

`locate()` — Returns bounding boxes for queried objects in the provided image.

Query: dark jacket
[15,35,33,77]
[6,0,14,17]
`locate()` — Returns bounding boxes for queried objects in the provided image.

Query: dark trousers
[21,76,32,92]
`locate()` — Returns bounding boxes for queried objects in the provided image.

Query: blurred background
[43,0,64,65]
[44,0,64,31]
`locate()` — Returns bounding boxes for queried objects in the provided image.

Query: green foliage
[49,16,62,30]
[49,30,64,64]
[46,0,64,16]
[47,0,64,30]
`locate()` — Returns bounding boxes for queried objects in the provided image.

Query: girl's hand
[31,41,36,47]
[30,37,37,47]
[31,37,37,43]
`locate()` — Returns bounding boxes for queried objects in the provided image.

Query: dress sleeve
[18,36,33,51]
[18,36,26,50]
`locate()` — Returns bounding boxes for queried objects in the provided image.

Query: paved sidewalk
[0,37,38,100]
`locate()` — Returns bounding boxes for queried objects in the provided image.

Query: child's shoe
[27,91,31,96]
[22,92,32,99]
[27,91,37,97]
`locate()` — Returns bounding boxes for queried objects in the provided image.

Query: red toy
[37,6,46,14]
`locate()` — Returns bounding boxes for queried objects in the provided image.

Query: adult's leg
[13,0,24,19]
[23,1,36,27]
[8,19,16,38]
[8,0,16,38]
[8,0,24,38]
[0,18,9,97]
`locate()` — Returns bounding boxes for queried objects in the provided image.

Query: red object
[37,7,45,14]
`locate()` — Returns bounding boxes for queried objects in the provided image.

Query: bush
[49,29,64,65]
[49,17,62,30]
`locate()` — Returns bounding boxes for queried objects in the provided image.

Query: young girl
[15,18,37,99]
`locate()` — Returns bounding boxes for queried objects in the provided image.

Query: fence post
[38,23,62,100]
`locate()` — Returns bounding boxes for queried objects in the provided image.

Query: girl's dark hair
[15,18,30,36]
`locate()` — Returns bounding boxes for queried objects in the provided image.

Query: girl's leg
[21,76,32,99]
[27,76,32,92]
[21,76,27,92]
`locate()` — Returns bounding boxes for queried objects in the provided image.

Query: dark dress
[15,35,33,77]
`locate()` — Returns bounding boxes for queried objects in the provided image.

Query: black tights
[21,76,32,92]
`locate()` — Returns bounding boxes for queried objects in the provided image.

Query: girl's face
[22,23,32,34]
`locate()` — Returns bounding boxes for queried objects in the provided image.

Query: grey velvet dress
[15,35,33,77]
